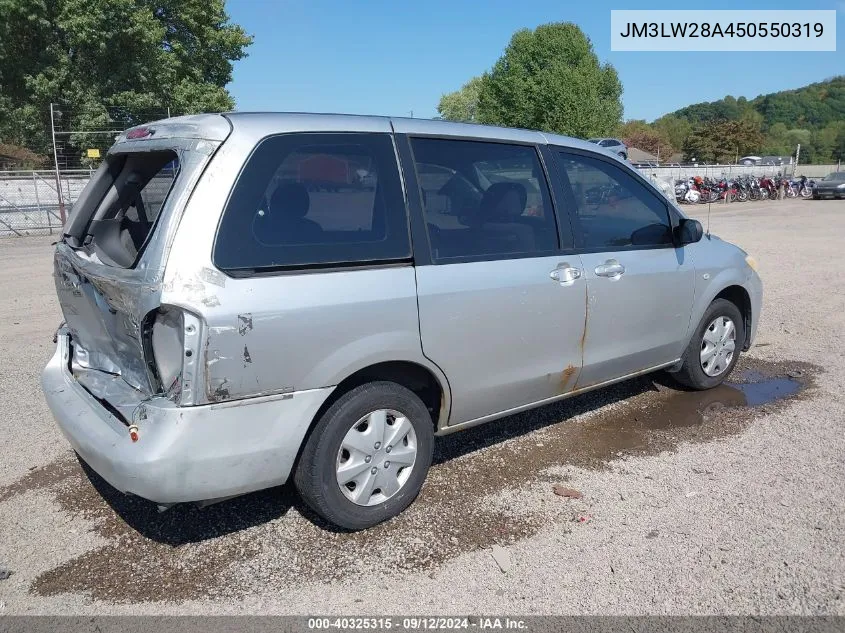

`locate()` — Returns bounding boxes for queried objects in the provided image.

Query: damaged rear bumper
[41,333,332,504]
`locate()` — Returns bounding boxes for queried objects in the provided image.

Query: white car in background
[587,137,628,160]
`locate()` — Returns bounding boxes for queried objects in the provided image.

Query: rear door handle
[549,263,582,285]
[595,259,625,278]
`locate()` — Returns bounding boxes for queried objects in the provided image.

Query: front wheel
[671,298,744,390]
[294,381,434,530]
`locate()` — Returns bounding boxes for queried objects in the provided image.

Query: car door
[550,148,695,388]
[397,134,586,426]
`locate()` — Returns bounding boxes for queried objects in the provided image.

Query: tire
[671,298,745,390]
[294,381,434,530]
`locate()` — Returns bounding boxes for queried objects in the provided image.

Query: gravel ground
[0,198,843,615]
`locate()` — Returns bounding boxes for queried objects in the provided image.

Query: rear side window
[555,151,673,250]
[410,138,559,261]
[215,133,409,271]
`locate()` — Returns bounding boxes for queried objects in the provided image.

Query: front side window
[410,138,560,261]
[215,133,409,271]
[556,151,673,250]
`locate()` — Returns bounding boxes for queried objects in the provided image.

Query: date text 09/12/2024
[307,617,528,630]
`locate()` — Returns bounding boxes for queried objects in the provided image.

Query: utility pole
[794,143,801,176]
[50,103,66,224]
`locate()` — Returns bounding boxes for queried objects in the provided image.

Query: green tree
[682,119,762,163]
[617,119,650,138]
[652,114,691,151]
[833,128,845,162]
[618,123,673,158]
[476,22,622,137]
[0,0,252,155]
[438,76,483,122]
[762,122,790,155]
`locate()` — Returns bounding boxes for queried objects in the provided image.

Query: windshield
[823,172,845,181]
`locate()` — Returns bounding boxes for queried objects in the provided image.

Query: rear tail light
[151,307,184,400]
[126,126,154,139]
[144,306,202,405]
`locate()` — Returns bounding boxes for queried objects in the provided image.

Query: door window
[214,133,409,271]
[410,138,560,261]
[555,151,673,250]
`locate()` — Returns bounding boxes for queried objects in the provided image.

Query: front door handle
[549,263,582,285]
[595,259,625,278]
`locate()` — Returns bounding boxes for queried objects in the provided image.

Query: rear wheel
[671,299,744,390]
[294,381,434,530]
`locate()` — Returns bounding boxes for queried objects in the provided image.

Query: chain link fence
[0,170,91,236]
[1,103,176,236]
[50,103,175,171]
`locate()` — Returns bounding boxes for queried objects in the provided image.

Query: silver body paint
[42,113,762,504]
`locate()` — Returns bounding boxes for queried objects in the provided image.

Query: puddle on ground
[595,370,802,434]
[4,357,816,602]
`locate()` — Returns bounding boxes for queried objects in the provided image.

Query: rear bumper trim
[42,334,332,503]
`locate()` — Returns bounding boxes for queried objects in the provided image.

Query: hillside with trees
[648,77,845,163]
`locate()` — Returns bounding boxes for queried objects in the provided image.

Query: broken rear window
[80,151,180,267]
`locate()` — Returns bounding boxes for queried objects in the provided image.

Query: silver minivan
[42,113,762,530]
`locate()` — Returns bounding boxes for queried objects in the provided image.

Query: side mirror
[675,218,703,245]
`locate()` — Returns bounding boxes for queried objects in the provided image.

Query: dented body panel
[43,332,331,503]
[53,126,225,395]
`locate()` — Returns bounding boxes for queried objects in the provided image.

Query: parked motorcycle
[674,178,701,204]
[791,175,814,198]
[759,176,778,201]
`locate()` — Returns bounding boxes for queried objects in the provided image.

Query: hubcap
[335,409,417,507]
[700,316,736,377]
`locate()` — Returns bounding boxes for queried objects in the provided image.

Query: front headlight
[837,183,845,189]
[745,255,759,273]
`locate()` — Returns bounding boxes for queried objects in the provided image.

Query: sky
[225,0,844,122]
